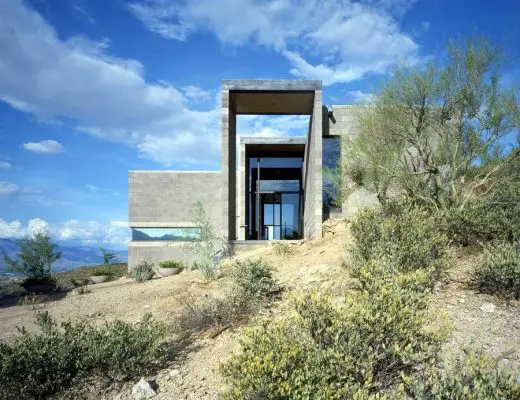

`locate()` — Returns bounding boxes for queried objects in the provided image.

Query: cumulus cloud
[129,0,421,85]
[0,182,20,197]
[27,218,50,236]
[0,161,12,169]
[23,139,64,154]
[0,218,23,238]
[0,0,220,167]
[0,217,130,248]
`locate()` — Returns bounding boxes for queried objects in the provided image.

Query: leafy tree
[342,37,520,209]
[99,248,118,266]
[3,232,62,281]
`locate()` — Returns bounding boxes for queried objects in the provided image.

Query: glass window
[132,227,201,241]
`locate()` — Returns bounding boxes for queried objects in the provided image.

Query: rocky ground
[1,220,519,399]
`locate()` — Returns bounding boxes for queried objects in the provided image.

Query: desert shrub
[91,267,114,277]
[272,241,293,256]
[471,242,520,299]
[403,352,520,399]
[0,311,165,400]
[185,201,226,281]
[132,260,156,282]
[231,259,279,300]
[174,260,278,335]
[221,273,443,399]
[173,289,253,335]
[159,260,184,270]
[2,232,62,284]
[442,195,520,247]
[350,204,450,282]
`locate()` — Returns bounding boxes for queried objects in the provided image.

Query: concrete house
[128,80,375,269]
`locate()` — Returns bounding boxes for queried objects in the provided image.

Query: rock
[480,302,496,313]
[169,369,181,379]
[132,378,156,400]
[433,281,442,293]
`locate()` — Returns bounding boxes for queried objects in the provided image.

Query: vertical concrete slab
[221,89,237,240]
[303,91,323,239]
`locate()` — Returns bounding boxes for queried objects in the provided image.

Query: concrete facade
[127,80,377,269]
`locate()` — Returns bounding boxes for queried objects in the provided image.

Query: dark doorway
[247,151,304,240]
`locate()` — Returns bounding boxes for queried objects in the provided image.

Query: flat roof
[223,80,321,115]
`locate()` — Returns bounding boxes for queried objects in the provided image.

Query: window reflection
[132,227,201,241]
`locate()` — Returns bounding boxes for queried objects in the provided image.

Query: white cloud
[0,218,23,238]
[27,218,50,236]
[129,0,421,85]
[0,217,130,248]
[0,161,12,169]
[23,139,64,154]
[56,219,130,248]
[182,86,213,102]
[0,182,20,197]
[347,90,376,104]
[0,0,220,167]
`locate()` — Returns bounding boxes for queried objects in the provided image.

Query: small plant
[159,260,184,270]
[0,311,165,399]
[132,260,156,282]
[231,259,279,300]
[472,242,520,299]
[184,201,226,281]
[2,232,62,285]
[271,242,293,256]
[99,248,118,266]
[76,285,91,295]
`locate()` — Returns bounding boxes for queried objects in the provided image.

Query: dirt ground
[1,220,519,399]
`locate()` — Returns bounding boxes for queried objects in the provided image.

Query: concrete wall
[129,171,221,226]
[324,105,379,218]
[128,242,197,270]
[128,171,222,269]
[302,90,323,239]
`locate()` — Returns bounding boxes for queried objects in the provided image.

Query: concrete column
[221,89,237,240]
[239,142,246,240]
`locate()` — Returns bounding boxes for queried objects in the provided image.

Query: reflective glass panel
[132,227,201,241]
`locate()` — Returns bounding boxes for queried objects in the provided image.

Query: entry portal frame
[221,80,323,241]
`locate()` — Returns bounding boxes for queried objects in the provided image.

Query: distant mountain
[0,238,128,274]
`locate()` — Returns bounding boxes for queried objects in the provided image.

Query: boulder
[132,378,156,400]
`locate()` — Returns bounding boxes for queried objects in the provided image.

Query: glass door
[260,193,281,240]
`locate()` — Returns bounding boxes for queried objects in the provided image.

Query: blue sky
[0,0,519,249]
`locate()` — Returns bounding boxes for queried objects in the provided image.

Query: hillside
[0,222,517,399]
[0,238,128,274]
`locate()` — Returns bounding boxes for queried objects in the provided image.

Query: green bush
[0,312,165,399]
[231,259,279,300]
[132,260,156,282]
[159,260,184,270]
[350,204,450,282]
[471,242,520,299]
[221,272,443,399]
[403,352,520,399]
[3,232,62,284]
